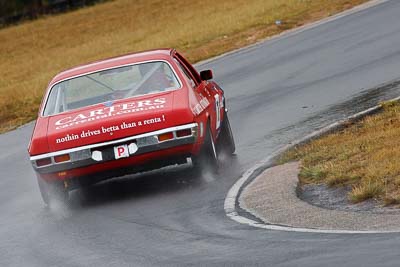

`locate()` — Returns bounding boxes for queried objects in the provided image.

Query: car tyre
[37,176,69,205]
[218,112,236,155]
[192,123,219,172]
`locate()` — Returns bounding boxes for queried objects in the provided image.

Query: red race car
[28,48,235,204]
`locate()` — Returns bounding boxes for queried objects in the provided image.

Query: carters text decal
[55,98,166,130]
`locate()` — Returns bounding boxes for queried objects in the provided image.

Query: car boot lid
[46,92,175,151]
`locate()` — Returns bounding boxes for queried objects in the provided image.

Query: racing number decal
[215,94,221,129]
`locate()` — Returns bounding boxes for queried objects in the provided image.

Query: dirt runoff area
[240,162,400,231]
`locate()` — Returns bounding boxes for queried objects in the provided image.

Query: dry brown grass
[0,0,368,132]
[282,101,400,205]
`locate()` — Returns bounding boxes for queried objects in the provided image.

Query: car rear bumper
[30,123,198,175]
[38,146,193,188]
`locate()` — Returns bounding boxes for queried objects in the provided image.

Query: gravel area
[300,183,400,214]
[240,162,400,231]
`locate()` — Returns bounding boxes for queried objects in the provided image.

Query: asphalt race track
[3,1,400,266]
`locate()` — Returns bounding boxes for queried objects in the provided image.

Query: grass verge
[0,0,368,133]
[281,101,400,205]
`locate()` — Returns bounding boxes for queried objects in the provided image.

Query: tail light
[158,132,174,142]
[36,157,52,167]
[54,154,70,163]
[176,129,192,138]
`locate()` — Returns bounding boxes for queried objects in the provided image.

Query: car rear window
[43,61,180,116]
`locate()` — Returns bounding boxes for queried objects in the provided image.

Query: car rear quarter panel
[28,117,50,156]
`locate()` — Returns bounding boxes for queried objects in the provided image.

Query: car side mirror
[200,70,213,81]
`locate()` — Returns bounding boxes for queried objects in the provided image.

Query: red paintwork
[46,92,183,151]
[29,48,226,183]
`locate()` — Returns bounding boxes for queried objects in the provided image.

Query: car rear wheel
[192,124,218,172]
[37,176,69,205]
[218,112,236,155]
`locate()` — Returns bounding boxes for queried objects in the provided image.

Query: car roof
[49,48,175,86]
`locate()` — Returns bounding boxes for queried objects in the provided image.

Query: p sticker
[114,144,129,159]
